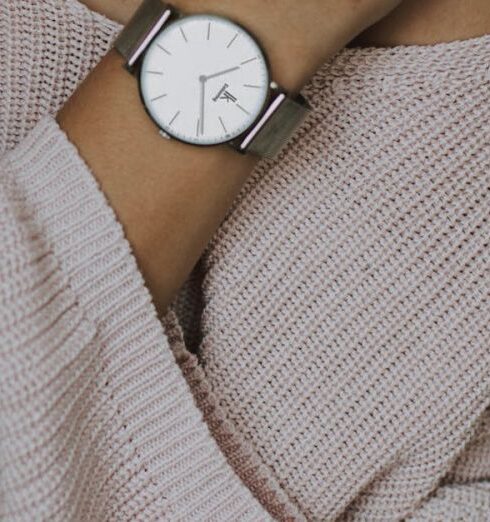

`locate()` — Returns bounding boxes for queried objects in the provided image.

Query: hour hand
[204,66,240,81]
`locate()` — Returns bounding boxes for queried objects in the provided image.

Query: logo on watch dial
[213,83,238,104]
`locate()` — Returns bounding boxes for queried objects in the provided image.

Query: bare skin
[82,0,490,47]
[62,0,488,316]
[59,0,402,315]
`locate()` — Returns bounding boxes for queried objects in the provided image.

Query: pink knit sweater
[1,1,489,520]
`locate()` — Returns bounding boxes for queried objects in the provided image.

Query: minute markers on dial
[180,26,188,42]
[169,110,181,126]
[236,104,251,115]
[240,57,258,66]
[227,32,239,49]
[156,43,172,55]
[151,93,168,102]
[218,116,228,134]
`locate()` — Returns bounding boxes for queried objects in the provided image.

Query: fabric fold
[0,115,274,521]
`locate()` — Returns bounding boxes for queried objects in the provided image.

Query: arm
[0,4,279,518]
[59,0,402,315]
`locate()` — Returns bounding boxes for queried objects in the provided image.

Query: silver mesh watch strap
[231,89,311,160]
[114,0,174,69]
[114,0,312,160]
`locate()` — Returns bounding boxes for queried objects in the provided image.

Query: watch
[114,0,312,160]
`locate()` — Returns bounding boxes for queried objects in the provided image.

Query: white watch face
[139,14,270,146]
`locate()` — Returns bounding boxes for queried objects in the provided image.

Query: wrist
[57,48,258,312]
[88,0,350,94]
[84,0,397,93]
[147,1,400,93]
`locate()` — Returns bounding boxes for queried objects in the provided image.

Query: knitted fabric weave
[188,32,490,520]
[1,1,489,521]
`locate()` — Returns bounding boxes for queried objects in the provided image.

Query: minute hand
[204,66,240,81]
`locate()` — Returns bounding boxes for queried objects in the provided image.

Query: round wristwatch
[114,0,312,160]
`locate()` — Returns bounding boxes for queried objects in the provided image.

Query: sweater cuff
[406,483,490,520]
[3,115,271,519]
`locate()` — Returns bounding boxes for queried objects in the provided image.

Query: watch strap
[232,90,312,160]
[114,0,174,69]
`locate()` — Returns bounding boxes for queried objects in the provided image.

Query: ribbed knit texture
[1,1,489,520]
[191,33,490,521]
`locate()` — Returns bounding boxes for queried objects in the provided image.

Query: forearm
[58,48,257,316]
[59,0,401,314]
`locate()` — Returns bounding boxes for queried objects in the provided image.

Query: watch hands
[199,75,206,135]
[203,66,240,81]
[197,65,240,135]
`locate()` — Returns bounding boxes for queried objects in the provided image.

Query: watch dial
[139,14,270,146]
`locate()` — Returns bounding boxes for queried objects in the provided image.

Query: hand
[204,66,240,82]
[198,75,206,135]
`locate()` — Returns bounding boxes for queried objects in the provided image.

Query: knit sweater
[1,0,489,520]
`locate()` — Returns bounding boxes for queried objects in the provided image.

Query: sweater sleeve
[0,115,272,520]
[0,0,122,155]
[405,482,490,520]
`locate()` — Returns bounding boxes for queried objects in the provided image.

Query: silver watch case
[115,0,312,159]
